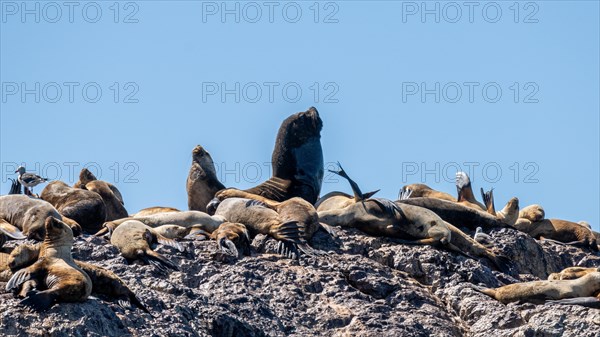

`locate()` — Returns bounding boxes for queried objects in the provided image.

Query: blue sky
[1,1,599,229]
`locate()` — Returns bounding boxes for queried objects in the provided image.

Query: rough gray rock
[1,226,599,336]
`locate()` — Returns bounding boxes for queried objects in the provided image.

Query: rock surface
[1,226,599,337]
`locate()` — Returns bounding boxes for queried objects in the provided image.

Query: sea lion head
[279,107,323,145]
[8,244,39,271]
[43,216,73,246]
[191,145,218,178]
[77,168,97,186]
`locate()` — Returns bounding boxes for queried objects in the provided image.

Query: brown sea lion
[74,168,127,221]
[474,272,600,304]
[519,204,545,222]
[8,243,149,312]
[187,145,226,213]
[479,189,519,226]
[0,252,12,281]
[0,195,81,240]
[548,267,600,281]
[397,197,516,229]
[110,220,182,270]
[132,207,180,217]
[5,217,92,311]
[399,183,456,202]
[41,181,107,233]
[514,218,598,251]
[209,222,251,257]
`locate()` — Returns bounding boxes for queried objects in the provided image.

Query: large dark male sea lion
[41,181,107,233]
[0,195,81,240]
[5,217,92,311]
[190,107,324,212]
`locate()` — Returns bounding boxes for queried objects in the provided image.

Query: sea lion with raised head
[110,220,182,270]
[74,168,127,221]
[479,188,519,226]
[514,218,598,251]
[8,243,149,312]
[187,145,226,213]
[41,181,107,233]
[195,108,324,213]
[0,195,81,240]
[473,272,600,304]
[5,217,92,311]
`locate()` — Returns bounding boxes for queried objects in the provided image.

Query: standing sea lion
[41,181,107,233]
[8,243,149,312]
[0,195,81,240]
[74,168,127,221]
[110,220,182,270]
[187,145,225,213]
[514,218,598,251]
[5,217,92,311]
[473,272,600,304]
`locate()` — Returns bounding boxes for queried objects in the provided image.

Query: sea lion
[213,196,316,258]
[187,145,226,213]
[519,204,545,222]
[514,218,598,251]
[5,217,92,311]
[474,272,600,304]
[96,211,226,237]
[455,172,486,211]
[209,222,251,257]
[0,195,81,240]
[397,197,516,229]
[197,108,324,213]
[41,181,107,233]
[548,267,600,281]
[399,183,456,202]
[132,207,180,217]
[8,243,149,312]
[318,198,511,272]
[479,189,519,226]
[110,220,182,270]
[8,178,21,195]
[74,168,127,220]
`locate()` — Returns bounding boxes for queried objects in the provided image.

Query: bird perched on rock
[15,166,48,196]
[474,227,494,247]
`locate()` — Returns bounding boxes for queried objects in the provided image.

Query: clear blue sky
[1,1,599,229]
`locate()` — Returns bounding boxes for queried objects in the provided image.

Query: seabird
[474,227,494,247]
[15,166,48,195]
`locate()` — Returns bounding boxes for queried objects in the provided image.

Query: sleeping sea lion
[519,204,545,222]
[110,220,182,270]
[41,181,107,233]
[0,195,81,240]
[473,272,600,304]
[74,168,127,221]
[132,207,180,217]
[514,218,598,251]
[5,217,92,311]
[399,183,456,202]
[548,267,600,281]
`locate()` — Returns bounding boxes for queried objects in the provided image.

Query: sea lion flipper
[6,267,35,292]
[217,237,239,257]
[270,221,304,243]
[184,228,210,240]
[155,233,184,252]
[546,297,600,308]
[0,220,27,240]
[145,250,179,271]
[276,240,299,260]
[481,188,496,215]
[319,222,338,238]
[397,188,413,201]
[362,189,380,199]
[20,290,58,311]
[329,162,364,201]
[8,178,22,195]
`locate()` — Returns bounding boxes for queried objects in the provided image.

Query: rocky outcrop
[1,225,599,337]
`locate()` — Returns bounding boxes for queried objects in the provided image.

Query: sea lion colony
[0,106,597,316]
